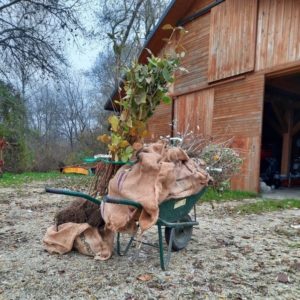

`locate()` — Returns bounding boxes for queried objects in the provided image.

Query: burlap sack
[43,223,114,260]
[102,142,210,233]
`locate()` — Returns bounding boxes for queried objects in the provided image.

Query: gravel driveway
[0,181,299,299]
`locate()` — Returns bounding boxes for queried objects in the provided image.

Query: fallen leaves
[137,273,153,282]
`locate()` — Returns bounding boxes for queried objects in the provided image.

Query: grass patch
[0,171,86,187]
[201,187,257,202]
[233,199,300,214]
[288,243,300,249]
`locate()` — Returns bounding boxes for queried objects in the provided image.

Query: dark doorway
[261,73,300,188]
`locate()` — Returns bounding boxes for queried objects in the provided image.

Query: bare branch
[0,0,22,12]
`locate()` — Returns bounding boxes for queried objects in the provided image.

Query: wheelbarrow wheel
[165,215,193,252]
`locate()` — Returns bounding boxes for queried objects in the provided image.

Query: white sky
[66,1,103,72]
[67,40,101,71]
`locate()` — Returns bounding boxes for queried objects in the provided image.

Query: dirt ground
[0,180,299,300]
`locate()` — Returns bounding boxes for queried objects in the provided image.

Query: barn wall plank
[147,103,172,141]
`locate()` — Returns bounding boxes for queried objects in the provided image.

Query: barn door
[212,75,265,192]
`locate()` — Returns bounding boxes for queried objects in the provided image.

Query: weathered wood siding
[212,76,264,137]
[230,136,262,191]
[174,75,264,192]
[144,0,300,192]
[174,89,214,135]
[208,0,258,82]
[256,0,300,71]
[147,103,172,141]
[212,75,265,191]
[174,13,210,95]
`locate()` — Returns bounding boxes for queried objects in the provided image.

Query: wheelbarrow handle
[103,195,142,209]
[45,187,102,205]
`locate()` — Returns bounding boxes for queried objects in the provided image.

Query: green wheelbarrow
[45,187,206,270]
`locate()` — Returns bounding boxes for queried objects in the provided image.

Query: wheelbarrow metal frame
[45,187,206,270]
[103,188,205,270]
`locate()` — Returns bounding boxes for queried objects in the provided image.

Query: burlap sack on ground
[102,141,211,233]
[43,223,114,260]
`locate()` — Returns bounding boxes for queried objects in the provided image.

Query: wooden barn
[106,0,300,192]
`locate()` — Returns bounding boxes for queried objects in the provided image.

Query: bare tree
[58,77,90,150]
[0,0,84,89]
[91,0,170,104]
[29,84,62,144]
[28,74,103,169]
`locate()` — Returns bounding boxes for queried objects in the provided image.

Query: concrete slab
[261,187,300,199]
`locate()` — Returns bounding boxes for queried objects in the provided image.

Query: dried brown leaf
[137,273,153,282]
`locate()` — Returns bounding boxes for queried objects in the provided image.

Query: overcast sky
[67,40,100,71]
[66,1,102,72]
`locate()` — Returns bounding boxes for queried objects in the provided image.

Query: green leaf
[162,67,172,82]
[123,125,129,133]
[148,57,158,67]
[111,133,121,145]
[121,146,133,162]
[126,117,133,128]
[145,77,152,84]
[119,140,129,148]
[135,91,147,104]
[108,115,119,132]
[121,154,129,162]
[125,145,133,154]
[121,100,130,109]
[162,95,172,104]
[120,111,128,121]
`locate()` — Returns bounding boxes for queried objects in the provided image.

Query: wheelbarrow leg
[158,224,174,271]
[116,232,136,256]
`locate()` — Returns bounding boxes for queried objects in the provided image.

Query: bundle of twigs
[200,142,243,190]
[161,127,243,190]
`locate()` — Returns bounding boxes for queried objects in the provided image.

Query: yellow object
[62,166,89,175]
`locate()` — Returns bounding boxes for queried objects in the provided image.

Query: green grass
[0,171,85,187]
[200,188,300,215]
[233,199,300,214]
[288,243,300,248]
[201,187,257,202]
